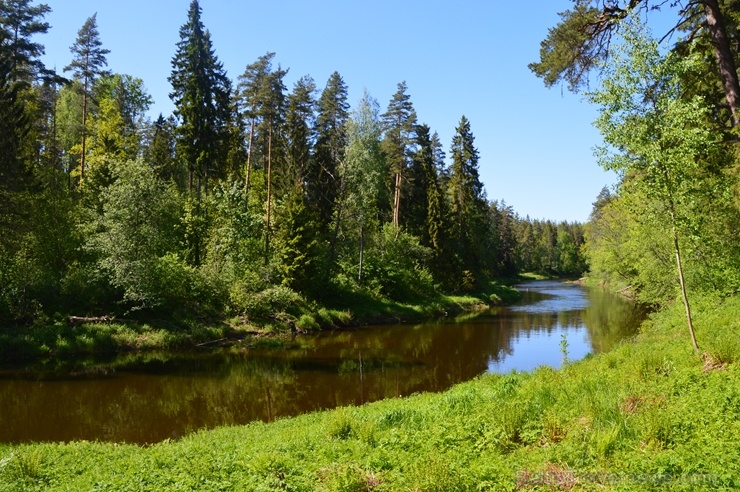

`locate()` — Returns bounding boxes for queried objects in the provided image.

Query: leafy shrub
[230,285,307,320]
[360,224,435,302]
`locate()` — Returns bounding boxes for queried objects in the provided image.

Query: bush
[230,285,307,321]
[360,224,436,302]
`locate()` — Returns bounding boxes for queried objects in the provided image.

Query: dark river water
[0,281,644,444]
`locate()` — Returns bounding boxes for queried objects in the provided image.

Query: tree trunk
[703,0,740,127]
[195,177,202,266]
[669,207,700,354]
[328,159,347,276]
[358,225,364,285]
[264,125,272,266]
[80,80,88,183]
[245,117,254,209]
[393,171,402,232]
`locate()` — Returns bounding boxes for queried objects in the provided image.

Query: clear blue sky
[39,0,615,223]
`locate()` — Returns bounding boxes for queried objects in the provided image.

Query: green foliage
[514,216,587,278]
[308,71,349,233]
[584,20,740,306]
[169,0,231,190]
[528,0,602,91]
[230,285,307,322]
[358,223,434,302]
[85,159,185,311]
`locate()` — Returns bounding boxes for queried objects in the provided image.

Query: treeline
[0,1,589,325]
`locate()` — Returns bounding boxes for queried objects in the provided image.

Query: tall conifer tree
[448,115,488,290]
[0,48,31,248]
[276,76,319,294]
[413,124,451,282]
[310,71,349,234]
[0,0,52,83]
[64,13,109,183]
[381,81,417,230]
[169,0,231,196]
[237,52,274,206]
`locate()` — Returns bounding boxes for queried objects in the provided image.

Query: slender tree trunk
[328,160,346,276]
[393,171,401,230]
[358,224,364,285]
[245,117,254,208]
[264,125,272,266]
[80,81,88,183]
[195,177,202,266]
[669,206,700,354]
[703,0,740,127]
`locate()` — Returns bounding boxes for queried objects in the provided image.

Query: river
[0,280,644,444]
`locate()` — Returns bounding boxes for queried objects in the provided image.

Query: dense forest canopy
[0,0,590,325]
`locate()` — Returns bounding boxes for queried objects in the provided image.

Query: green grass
[2,294,739,490]
[0,280,521,363]
[0,319,238,362]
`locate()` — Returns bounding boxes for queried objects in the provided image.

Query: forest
[0,0,588,330]
[1,0,739,346]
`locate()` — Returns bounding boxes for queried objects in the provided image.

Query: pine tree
[0,0,52,83]
[530,1,740,127]
[381,81,417,230]
[64,12,109,183]
[236,52,274,207]
[236,52,287,265]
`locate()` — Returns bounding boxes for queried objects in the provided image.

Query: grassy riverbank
[1,293,738,490]
[0,281,521,362]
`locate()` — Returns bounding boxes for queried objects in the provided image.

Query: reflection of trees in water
[0,284,644,444]
[582,288,644,353]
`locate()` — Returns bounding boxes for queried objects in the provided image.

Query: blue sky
[39,0,614,222]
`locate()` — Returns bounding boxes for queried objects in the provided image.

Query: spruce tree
[0,48,31,249]
[412,124,452,283]
[168,0,231,265]
[275,75,317,293]
[168,0,231,196]
[283,75,315,189]
[310,71,349,234]
[146,113,181,186]
[448,115,488,290]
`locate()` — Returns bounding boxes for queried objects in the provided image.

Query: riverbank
[0,281,522,363]
[1,293,737,490]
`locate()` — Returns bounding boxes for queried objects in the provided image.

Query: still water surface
[0,281,644,444]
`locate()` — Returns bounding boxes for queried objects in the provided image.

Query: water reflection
[0,281,644,444]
